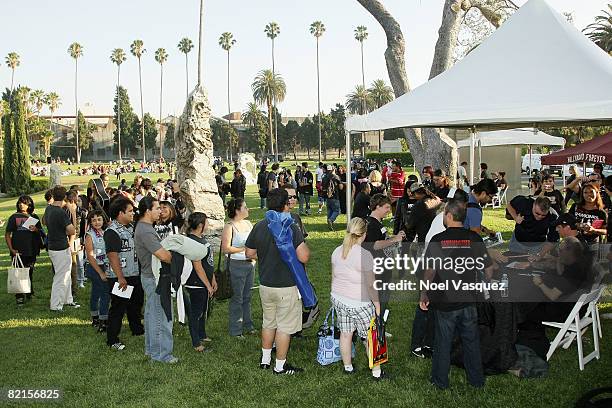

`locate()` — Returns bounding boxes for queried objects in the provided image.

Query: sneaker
[16,298,25,307]
[327,219,335,231]
[92,317,100,327]
[164,356,179,364]
[260,363,271,370]
[273,363,304,375]
[50,308,63,313]
[110,342,126,351]
[385,331,393,338]
[411,347,426,359]
[343,367,357,375]
[65,302,81,309]
[422,346,433,359]
[233,335,245,339]
[372,370,390,381]
[78,283,85,289]
[201,337,213,342]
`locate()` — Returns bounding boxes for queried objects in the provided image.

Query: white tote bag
[7,254,31,294]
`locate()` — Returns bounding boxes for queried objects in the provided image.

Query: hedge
[365,152,414,166]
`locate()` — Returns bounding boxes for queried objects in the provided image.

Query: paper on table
[506,261,531,270]
[21,217,39,229]
[112,282,134,299]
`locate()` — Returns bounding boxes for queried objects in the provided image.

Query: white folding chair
[543,286,603,370]
[499,187,508,205]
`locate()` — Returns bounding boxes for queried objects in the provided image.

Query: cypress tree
[2,90,14,192]
[12,88,31,192]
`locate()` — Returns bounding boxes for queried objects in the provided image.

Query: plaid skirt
[331,295,375,339]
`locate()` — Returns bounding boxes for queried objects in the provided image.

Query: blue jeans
[432,306,484,389]
[327,198,340,223]
[76,251,85,285]
[298,193,311,214]
[85,264,109,319]
[186,287,209,347]
[260,197,267,209]
[141,275,175,362]
[228,260,255,336]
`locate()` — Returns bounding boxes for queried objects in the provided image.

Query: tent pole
[478,138,482,170]
[469,126,475,185]
[345,129,352,223]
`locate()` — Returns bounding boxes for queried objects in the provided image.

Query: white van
[521,154,543,174]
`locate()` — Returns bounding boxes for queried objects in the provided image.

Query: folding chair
[499,187,508,205]
[543,286,604,370]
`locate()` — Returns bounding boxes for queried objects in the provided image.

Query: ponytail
[342,217,367,259]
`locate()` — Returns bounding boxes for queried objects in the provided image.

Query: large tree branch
[430,0,464,79]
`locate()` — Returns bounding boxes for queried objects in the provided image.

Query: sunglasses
[288,195,297,199]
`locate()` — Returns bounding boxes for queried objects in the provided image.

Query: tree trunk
[75,59,80,164]
[159,63,164,160]
[267,97,274,156]
[117,65,122,164]
[138,57,146,163]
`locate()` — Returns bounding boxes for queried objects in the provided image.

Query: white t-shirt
[424,212,446,251]
[316,167,324,182]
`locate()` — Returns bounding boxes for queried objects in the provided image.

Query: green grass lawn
[0,179,609,407]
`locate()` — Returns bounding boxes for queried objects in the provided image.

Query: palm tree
[584,5,612,53]
[5,52,20,94]
[219,32,237,160]
[130,39,146,163]
[155,48,168,160]
[177,38,194,100]
[44,92,61,158]
[354,26,368,155]
[29,89,45,116]
[309,21,325,162]
[265,22,280,160]
[346,85,373,115]
[252,69,286,157]
[110,48,127,163]
[368,79,394,148]
[68,42,83,163]
[241,102,264,128]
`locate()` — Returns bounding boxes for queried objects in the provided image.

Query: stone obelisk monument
[175,0,225,234]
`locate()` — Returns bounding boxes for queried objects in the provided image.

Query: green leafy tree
[368,79,394,148]
[252,69,286,156]
[284,120,300,160]
[265,22,281,158]
[113,86,137,156]
[329,103,348,157]
[44,92,61,149]
[142,113,158,155]
[73,110,95,154]
[299,117,318,159]
[2,90,14,191]
[164,122,176,150]
[177,38,194,100]
[210,119,237,158]
[242,102,267,155]
[11,88,31,192]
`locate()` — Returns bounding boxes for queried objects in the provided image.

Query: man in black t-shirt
[506,195,559,256]
[420,198,493,390]
[297,162,314,215]
[43,186,78,311]
[245,188,309,375]
[257,165,269,209]
[322,165,342,230]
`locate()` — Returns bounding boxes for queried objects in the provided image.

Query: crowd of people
[30,158,172,178]
[4,156,609,386]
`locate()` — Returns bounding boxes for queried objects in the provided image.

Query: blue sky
[1,0,607,119]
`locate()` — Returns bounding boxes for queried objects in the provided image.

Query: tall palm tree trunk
[316,37,322,162]
[75,59,80,163]
[271,38,278,161]
[117,65,123,164]
[267,96,274,156]
[197,0,204,86]
[10,70,15,93]
[227,49,232,161]
[159,62,164,160]
[138,57,145,163]
[360,41,366,157]
[185,54,189,100]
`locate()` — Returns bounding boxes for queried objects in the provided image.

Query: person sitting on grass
[331,217,385,380]
[83,210,110,332]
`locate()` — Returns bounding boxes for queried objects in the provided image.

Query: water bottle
[501,273,509,298]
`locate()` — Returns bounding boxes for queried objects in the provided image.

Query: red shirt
[388,170,405,199]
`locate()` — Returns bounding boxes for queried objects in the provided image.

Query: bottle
[501,273,509,298]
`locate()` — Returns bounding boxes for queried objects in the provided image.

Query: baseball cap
[552,213,578,229]
[326,165,333,171]
[410,182,424,193]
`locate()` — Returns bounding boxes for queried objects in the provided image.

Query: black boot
[92,316,100,327]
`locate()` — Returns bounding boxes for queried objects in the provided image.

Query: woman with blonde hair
[330,217,383,379]
[368,170,387,196]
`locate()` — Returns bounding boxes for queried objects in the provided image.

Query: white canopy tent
[342,0,612,220]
